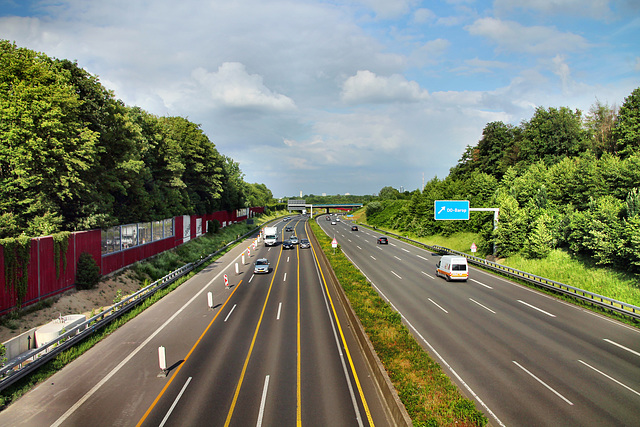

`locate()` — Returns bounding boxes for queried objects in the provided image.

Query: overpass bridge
[287,199,363,214]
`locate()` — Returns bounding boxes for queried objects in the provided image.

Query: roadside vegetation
[309,219,487,426]
[0,214,288,409]
[360,87,640,311]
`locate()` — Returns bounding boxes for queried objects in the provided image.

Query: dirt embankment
[0,270,141,344]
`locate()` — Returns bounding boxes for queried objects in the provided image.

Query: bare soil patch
[0,269,141,344]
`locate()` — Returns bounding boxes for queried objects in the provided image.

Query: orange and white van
[435,255,468,281]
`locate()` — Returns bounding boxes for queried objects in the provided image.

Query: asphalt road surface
[319,214,640,426]
[0,216,393,426]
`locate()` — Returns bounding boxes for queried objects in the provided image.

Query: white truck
[263,226,278,246]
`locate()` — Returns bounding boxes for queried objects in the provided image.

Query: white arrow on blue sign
[434,200,470,220]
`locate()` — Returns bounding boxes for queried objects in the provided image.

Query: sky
[1,0,639,198]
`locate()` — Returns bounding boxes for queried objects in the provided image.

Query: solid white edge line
[513,361,573,405]
[469,298,496,314]
[256,375,270,427]
[51,256,235,427]
[428,298,448,313]
[517,300,556,317]
[224,304,237,322]
[578,360,640,397]
[604,339,640,357]
[159,376,192,427]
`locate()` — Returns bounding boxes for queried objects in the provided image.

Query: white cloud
[493,0,615,21]
[341,70,429,104]
[410,38,451,66]
[191,63,296,112]
[351,0,420,19]
[550,54,572,92]
[451,57,511,74]
[466,17,590,54]
[413,8,436,23]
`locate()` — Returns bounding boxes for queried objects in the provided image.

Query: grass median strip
[309,219,487,426]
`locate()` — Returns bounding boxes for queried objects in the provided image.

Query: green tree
[585,100,617,156]
[493,190,526,257]
[518,106,587,166]
[0,41,99,235]
[612,87,640,158]
[524,213,554,259]
[378,186,400,200]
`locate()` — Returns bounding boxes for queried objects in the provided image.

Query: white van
[435,255,468,281]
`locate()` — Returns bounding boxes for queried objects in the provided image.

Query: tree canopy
[367,87,640,273]
[0,40,272,238]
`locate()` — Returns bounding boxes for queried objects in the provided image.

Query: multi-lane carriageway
[319,214,640,426]
[0,216,393,426]
[2,212,640,426]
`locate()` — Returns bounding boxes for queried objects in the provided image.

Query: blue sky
[1,0,639,197]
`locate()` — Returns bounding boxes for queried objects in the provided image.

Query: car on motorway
[435,255,468,281]
[331,220,336,225]
[254,258,270,274]
[285,226,293,232]
[326,216,331,221]
[351,225,358,231]
[290,235,299,245]
[377,236,388,244]
[299,238,310,248]
[282,239,293,249]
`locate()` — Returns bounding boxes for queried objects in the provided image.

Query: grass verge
[309,218,487,426]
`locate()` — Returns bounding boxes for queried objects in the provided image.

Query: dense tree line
[0,41,272,238]
[367,87,640,273]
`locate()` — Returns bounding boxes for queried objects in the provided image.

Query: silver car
[299,239,310,249]
[290,235,299,245]
[254,258,270,274]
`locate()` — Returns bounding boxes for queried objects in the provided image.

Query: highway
[0,216,392,426]
[318,214,640,426]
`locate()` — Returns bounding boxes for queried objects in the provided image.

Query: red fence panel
[0,207,264,315]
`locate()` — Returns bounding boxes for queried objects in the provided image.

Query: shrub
[75,252,101,290]
[208,219,221,234]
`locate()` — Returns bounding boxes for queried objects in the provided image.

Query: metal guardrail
[360,224,640,322]
[0,226,260,392]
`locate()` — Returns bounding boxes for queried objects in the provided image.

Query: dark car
[351,225,358,231]
[285,226,293,232]
[299,238,310,249]
[377,236,388,244]
[282,239,294,249]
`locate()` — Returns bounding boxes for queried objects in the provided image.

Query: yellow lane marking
[136,279,243,427]
[309,225,375,426]
[297,243,302,426]
[224,248,284,426]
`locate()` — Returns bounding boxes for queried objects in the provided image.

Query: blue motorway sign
[434,200,470,220]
